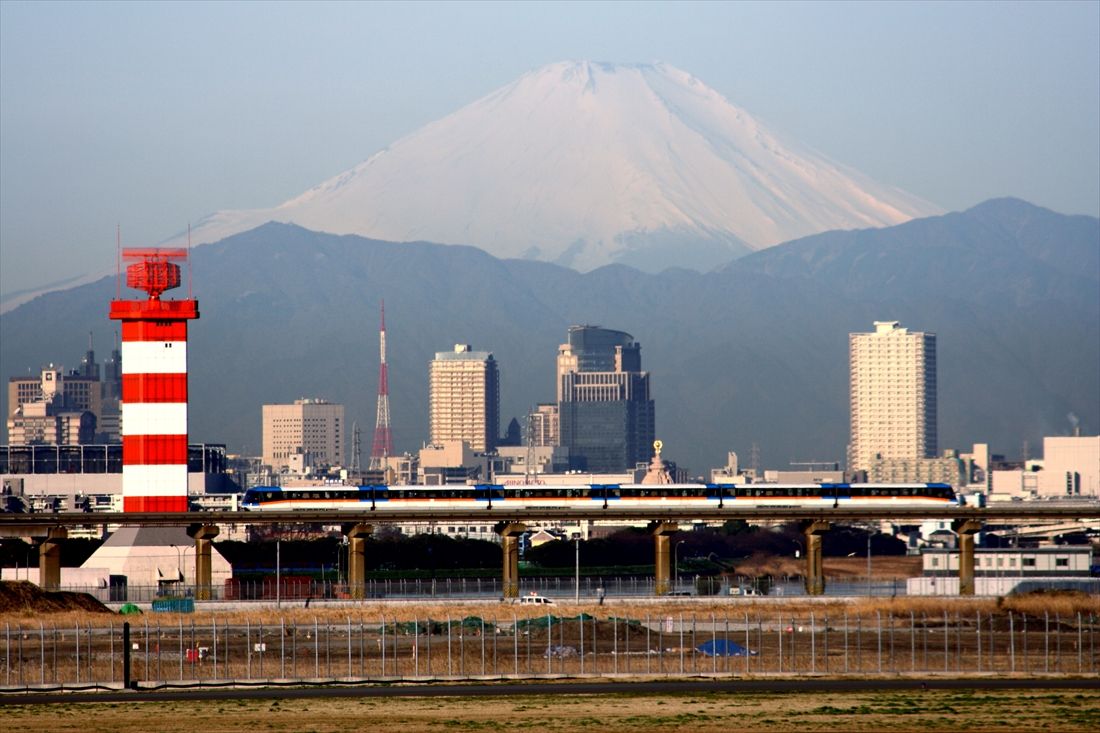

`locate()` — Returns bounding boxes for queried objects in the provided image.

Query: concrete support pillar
[343,523,373,599]
[498,523,527,598]
[37,527,67,590]
[802,520,831,595]
[188,524,220,600]
[954,519,983,596]
[652,522,679,596]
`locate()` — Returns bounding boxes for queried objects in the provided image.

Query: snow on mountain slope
[183,61,939,272]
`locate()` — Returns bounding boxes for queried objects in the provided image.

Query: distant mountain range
[1,198,1096,473]
[177,61,937,274]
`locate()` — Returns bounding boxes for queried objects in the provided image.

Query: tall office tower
[262,399,345,472]
[557,325,655,472]
[109,248,199,513]
[848,320,937,473]
[429,345,499,452]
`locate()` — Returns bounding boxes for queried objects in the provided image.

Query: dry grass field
[2,589,1097,628]
[3,688,1099,732]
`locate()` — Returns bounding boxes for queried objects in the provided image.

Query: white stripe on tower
[120,341,188,373]
[121,402,188,437]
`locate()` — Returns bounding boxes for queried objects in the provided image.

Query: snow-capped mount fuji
[185,61,939,272]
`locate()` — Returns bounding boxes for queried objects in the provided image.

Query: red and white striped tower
[368,300,393,470]
[109,248,199,512]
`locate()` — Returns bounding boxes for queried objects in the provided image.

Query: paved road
[3,677,1098,705]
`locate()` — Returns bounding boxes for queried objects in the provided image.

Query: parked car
[519,593,554,605]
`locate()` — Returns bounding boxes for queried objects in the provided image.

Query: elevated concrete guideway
[2,505,1096,598]
[2,504,1095,529]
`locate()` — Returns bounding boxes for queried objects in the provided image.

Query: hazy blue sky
[1,0,1097,298]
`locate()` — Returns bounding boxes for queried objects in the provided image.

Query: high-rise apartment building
[429,345,499,452]
[849,320,937,473]
[557,326,655,472]
[262,399,345,472]
[526,403,559,447]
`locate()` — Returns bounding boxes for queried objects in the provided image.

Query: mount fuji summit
[186,61,939,272]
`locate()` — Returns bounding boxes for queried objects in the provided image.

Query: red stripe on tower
[109,247,199,513]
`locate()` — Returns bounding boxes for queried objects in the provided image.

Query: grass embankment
[1,585,1096,628]
[4,689,1099,732]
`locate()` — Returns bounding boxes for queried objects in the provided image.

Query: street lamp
[674,540,685,594]
[169,544,183,585]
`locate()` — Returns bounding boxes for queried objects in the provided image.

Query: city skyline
[0,197,1096,474]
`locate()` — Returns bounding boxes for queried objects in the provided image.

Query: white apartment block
[262,399,344,472]
[429,345,499,453]
[849,321,937,474]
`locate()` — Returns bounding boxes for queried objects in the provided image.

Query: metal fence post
[123,622,131,689]
[744,613,750,676]
[1045,611,1050,674]
[810,612,816,674]
[1055,612,1061,673]
[876,611,882,674]
[646,614,651,677]
[1007,607,1016,669]
[1016,611,1025,669]
[579,613,585,675]
[943,610,948,673]
[777,615,783,674]
[855,615,861,673]
[614,616,620,676]
[313,617,319,679]
[1073,607,1082,669]
[447,615,452,677]
[176,619,182,682]
[212,618,218,682]
[679,613,684,675]
[976,611,981,673]
[711,614,716,675]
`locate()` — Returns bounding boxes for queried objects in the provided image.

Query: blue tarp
[696,638,757,657]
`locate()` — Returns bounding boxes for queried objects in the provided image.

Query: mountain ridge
[1,198,1095,472]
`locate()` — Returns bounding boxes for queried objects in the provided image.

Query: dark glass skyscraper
[557,326,655,472]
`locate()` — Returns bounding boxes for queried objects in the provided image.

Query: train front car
[241,486,278,510]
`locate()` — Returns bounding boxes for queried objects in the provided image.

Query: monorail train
[241,482,958,511]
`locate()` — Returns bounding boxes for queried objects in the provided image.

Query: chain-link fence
[27,575,1010,603]
[2,610,1096,692]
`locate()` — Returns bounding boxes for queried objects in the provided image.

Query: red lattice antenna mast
[369,300,394,470]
